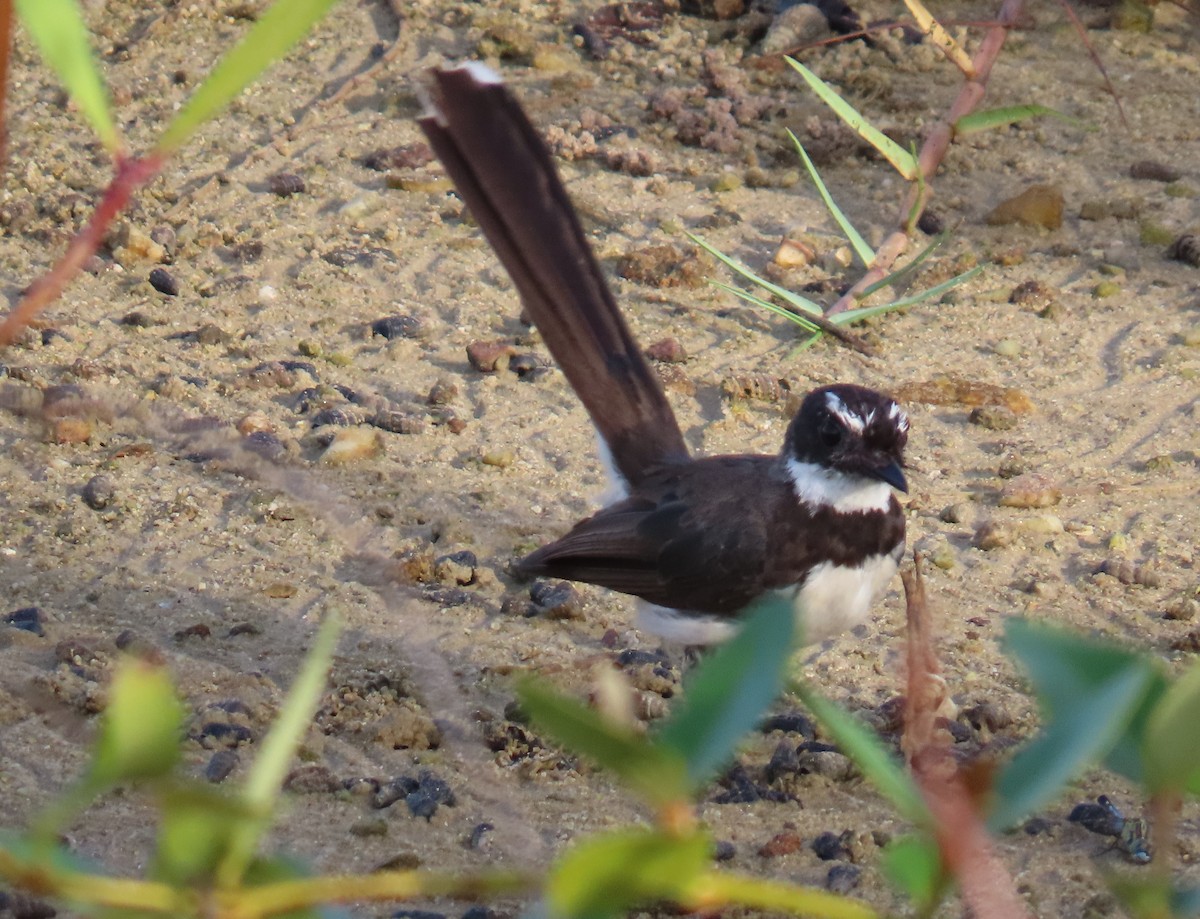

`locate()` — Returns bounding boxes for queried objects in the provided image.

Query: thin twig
[825,0,1027,316]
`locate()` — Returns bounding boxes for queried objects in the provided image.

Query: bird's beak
[873,460,908,493]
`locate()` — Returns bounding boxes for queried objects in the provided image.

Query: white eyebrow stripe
[888,401,910,432]
[825,391,865,434]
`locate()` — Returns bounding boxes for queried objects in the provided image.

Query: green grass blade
[156,0,341,154]
[15,0,120,151]
[693,871,881,918]
[836,265,982,323]
[687,232,824,316]
[954,104,1084,137]
[790,680,928,825]
[857,232,948,299]
[786,130,872,267]
[216,612,341,886]
[785,57,917,180]
[708,280,824,334]
[1143,662,1200,795]
[656,595,796,791]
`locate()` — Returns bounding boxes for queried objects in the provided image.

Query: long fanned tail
[418,64,688,485]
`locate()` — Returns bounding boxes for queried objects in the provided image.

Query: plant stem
[825,0,1026,316]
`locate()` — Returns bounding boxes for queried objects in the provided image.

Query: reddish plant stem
[825,0,1027,316]
[0,154,164,348]
[0,0,12,171]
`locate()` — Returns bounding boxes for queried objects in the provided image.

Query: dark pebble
[765,739,800,782]
[467,821,495,849]
[81,474,115,510]
[968,405,1018,431]
[148,267,179,296]
[268,172,306,197]
[509,352,548,379]
[825,863,861,894]
[391,911,446,919]
[406,789,440,820]
[120,310,156,327]
[372,775,420,809]
[227,622,263,637]
[917,210,944,235]
[811,830,851,861]
[1009,279,1050,305]
[205,749,239,783]
[173,623,211,640]
[41,328,71,346]
[713,840,736,862]
[1024,816,1053,835]
[283,764,341,794]
[196,722,254,749]
[242,431,287,461]
[1168,234,1200,267]
[1069,798,1122,837]
[939,716,973,743]
[616,648,670,668]
[460,908,494,919]
[645,337,687,363]
[246,361,295,389]
[278,359,318,378]
[502,699,528,724]
[371,315,425,340]
[714,766,768,804]
[1129,160,1180,182]
[4,607,44,636]
[422,587,473,607]
[212,699,252,716]
[529,580,584,620]
[362,142,433,171]
[760,711,816,737]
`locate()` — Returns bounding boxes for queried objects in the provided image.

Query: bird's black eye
[818,415,842,448]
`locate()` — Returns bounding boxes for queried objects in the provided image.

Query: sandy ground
[0,0,1198,916]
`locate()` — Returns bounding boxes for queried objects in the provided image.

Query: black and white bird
[419,63,909,645]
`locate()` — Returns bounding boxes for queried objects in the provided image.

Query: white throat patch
[785,458,893,513]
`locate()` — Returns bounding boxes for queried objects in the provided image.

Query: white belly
[635,550,899,646]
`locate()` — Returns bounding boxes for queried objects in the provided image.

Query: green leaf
[1143,661,1200,795]
[156,0,341,154]
[1108,875,1200,919]
[837,265,983,323]
[707,280,825,335]
[216,613,341,887]
[790,681,928,825]
[518,679,690,806]
[15,0,120,150]
[989,662,1153,830]
[152,785,256,885]
[880,835,944,910]
[687,232,825,316]
[90,660,185,787]
[546,829,710,919]
[785,57,918,180]
[785,130,872,267]
[692,872,880,918]
[953,105,1084,137]
[989,619,1168,829]
[656,594,796,791]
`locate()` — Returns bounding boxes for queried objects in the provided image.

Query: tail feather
[418,64,688,485]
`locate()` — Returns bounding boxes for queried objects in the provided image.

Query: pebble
[371,409,425,435]
[760,711,816,737]
[826,863,861,893]
[758,832,803,857]
[797,745,855,781]
[371,315,425,340]
[986,184,1064,229]
[466,339,515,373]
[4,607,44,636]
[81,474,115,510]
[361,143,434,171]
[999,473,1062,508]
[50,418,93,444]
[1168,234,1200,267]
[529,580,584,620]
[713,840,736,862]
[320,427,382,464]
[311,407,366,428]
[1130,161,1180,182]
[993,339,1022,358]
[509,352,549,379]
[468,822,495,850]
[772,235,816,269]
[194,323,233,345]
[268,172,306,197]
[349,817,388,837]
[760,2,831,54]
[1009,279,1051,305]
[434,551,478,586]
[283,764,341,793]
[1097,558,1162,588]
[196,722,254,749]
[765,739,799,782]
[974,520,1017,550]
[645,337,687,363]
[427,380,458,405]
[205,749,239,783]
[480,449,514,468]
[1092,280,1121,299]
[968,405,1017,430]
[148,267,179,296]
[236,411,274,436]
